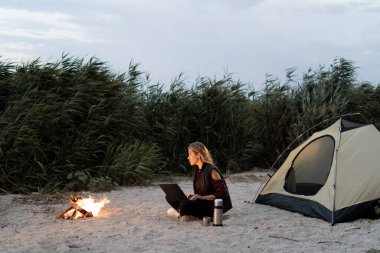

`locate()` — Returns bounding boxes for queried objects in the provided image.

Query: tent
[255,118,380,224]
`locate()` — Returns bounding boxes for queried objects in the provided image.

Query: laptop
[159,183,188,210]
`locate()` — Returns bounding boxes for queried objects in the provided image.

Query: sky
[0,0,380,90]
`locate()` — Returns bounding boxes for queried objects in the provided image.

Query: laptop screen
[159,183,188,210]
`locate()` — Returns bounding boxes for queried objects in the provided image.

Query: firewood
[57,206,73,219]
[72,210,83,220]
[84,212,94,218]
[58,195,98,219]
[68,200,89,215]
[64,209,76,219]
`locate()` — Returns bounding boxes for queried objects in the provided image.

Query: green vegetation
[0,55,379,193]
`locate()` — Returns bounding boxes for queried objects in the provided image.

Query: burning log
[58,195,109,220]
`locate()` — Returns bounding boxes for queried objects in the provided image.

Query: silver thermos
[213,199,223,226]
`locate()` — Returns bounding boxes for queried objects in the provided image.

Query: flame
[76,196,110,216]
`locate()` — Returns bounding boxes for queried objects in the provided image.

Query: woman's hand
[187,194,215,201]
[189,194,202,200]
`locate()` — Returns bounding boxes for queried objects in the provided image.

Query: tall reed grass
[0,56,379,193]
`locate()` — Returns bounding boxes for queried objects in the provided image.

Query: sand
[0,170,379,253]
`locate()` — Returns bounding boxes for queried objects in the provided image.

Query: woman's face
[187,148,200,166]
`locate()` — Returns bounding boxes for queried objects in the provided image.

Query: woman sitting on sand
[168,142,232,221]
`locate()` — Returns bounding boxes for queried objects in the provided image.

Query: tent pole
[331,117,343,225]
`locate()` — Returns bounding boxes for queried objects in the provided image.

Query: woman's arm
[189,169,222,201]
[189,194,215,201]
[211,169,221,180]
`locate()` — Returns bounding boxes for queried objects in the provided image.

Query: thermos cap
[214,199,223,206]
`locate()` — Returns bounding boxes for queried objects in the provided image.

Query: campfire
[58,195,110,220]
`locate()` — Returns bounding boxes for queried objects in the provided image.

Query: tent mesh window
[341,119,366,132]
[284,135,335,196]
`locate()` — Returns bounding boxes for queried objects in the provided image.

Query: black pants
[178,199,214,218]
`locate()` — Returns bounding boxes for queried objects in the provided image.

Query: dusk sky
[1,0,379,90]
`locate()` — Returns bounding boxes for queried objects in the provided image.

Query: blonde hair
[188,142,214,165]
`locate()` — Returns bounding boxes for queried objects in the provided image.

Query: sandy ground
[0,170,379,253]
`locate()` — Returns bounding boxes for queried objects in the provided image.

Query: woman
[168,142,232,220]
